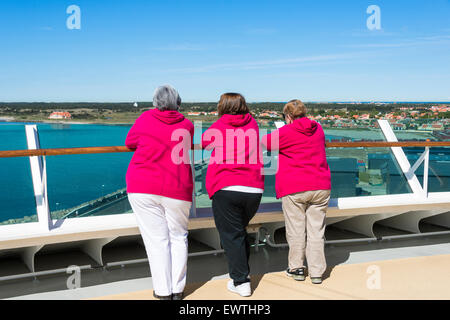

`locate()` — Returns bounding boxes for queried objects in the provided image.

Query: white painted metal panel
[25,125,51,231]
[378,120,425,196]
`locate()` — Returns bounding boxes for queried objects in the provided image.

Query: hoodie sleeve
[201,128,212,150]
[189,123,195,151]
[261,130,280,151]
[125,115,143,149]
[201,123,218,150]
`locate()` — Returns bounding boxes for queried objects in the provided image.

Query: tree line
[0,102,437,113]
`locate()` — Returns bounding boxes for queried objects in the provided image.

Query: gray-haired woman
[126,85,194,300]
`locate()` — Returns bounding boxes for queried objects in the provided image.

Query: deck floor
[92,254,450,300]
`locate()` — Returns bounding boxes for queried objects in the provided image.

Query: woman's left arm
[261,131,281,151]
[125,117,142,149]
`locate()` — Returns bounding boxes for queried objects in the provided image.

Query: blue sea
[0,121,219,222]
[0,122,133,222]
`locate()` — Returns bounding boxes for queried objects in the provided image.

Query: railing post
[25,125,52,231]
[191,120,203,218]
[423,147,430,198]
[190,148,197,218]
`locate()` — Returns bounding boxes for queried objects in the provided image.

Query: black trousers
[212,190,262,286]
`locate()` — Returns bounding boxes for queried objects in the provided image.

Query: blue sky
[0,0,449,102]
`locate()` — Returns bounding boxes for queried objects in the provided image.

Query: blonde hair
[283,99,307,119]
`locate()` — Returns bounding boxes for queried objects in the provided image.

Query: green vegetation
[0,102,447,125]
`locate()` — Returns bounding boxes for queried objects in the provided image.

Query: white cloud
[154,44,205,51]
[153,42,245,52]
[244,28,277,36]
[166,52,374,73]
[343,34,450,48]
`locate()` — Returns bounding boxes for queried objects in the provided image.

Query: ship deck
[93,254,450,300]
[5,233,450,300]
[1,129,449,301]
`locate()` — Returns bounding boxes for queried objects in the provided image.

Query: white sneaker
[227,280,252,297]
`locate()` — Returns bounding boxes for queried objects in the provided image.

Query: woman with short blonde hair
[283,99,307,119]
[262,99,331,284]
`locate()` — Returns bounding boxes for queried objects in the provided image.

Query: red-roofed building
[49,111,71,119]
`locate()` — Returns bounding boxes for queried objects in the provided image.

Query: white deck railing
[0,120,448,274]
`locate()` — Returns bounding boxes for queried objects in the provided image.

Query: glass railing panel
[194,123,416,211]
[428,146,450,192]
[394,129,438,141]
[323,127,386,142]
[405,146,450,193]
[351,147,412,196]
[405,147,426,187]
[327,149,411,198]
[194,123,280,208]
[194,145,414,208]
[37,123,132,148]
[324,121,441,142]
[37,123,134,219]
[193,124,212,209]
[45,153,132,220]
[261,155,278,204]
[0,123,37,225]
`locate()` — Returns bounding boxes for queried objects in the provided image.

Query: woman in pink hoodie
[262,100,331,285]
[202,93,264,297]
[126,85,193,300]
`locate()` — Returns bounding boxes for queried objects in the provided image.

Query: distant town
[0,102,448,136]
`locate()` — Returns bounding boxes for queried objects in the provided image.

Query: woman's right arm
[201,126,218,150]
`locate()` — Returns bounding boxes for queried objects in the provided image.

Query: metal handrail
[0,141,449,158]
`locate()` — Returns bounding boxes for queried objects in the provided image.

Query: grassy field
[2,109,223,125]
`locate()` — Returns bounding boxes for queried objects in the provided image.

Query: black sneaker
[153,291,172,300]
[285,268,306,281]
[172,292,184,300]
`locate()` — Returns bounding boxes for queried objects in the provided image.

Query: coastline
[0,118,446,137]
[0,118,134,126]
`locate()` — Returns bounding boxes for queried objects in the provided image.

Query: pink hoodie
[202,113,265,198]
[125,109,194,202]
[261,117,331,199]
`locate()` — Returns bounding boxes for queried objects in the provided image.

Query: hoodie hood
[149,108,185,125]
[219,113,253,127]
[291,117,318,136]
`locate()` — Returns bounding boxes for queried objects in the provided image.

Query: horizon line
[1,101,450,104]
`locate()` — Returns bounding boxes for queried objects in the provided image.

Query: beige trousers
[281,189,331,278]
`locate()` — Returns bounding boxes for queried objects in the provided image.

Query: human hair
[283,99,307,120]
[217,93,250,116]
[152,85,182,111]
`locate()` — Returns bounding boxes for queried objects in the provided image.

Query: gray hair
[153,85,181,111]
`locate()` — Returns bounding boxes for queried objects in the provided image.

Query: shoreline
[0,119,134,126]
[0,119,447,136]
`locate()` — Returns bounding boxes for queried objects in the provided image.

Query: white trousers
[128,193,191,296]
